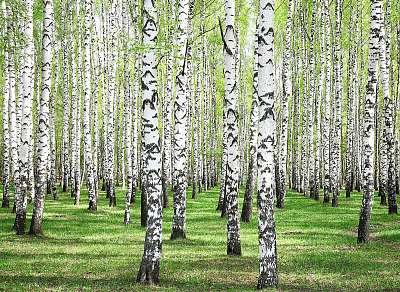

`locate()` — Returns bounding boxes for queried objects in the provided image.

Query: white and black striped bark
[106,1,118,207]
[345,1,356,198]
[307,0,317,199]
[171,0,189,240]
[14,0,35,235]
[223,0,241,256]
[83,0,96,211]
[123,0,132,224]
[276,0,293,208]
[192,62,201,200]
[2,1,10,208]
[357,0,381,244]
[378,2,397,214]
[257,0,278,288]
[136,0,163,284]
[322,0,332,203]
[331,0,343,207]
[62,1,71,193]
[29,0,54,236]
[241,26,258,222]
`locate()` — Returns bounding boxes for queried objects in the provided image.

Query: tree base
[276,200,284,209]
[88,202,97,212]
[109,196,116,207]
[257,272,278,289]
[29,224,43,237]
[171,228,186,240]
[227,241,241,256]
[124,211,130,225]
[136,259,160,285]
[2,199,10,208]
[14,212,26,235]
[388,205,397,214]
[380,195,387,205]
[332,197,338,207]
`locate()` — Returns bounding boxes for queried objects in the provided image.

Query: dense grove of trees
[1,0,399,288]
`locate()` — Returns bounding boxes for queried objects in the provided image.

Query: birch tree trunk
[322,0,332,203]
[29,0,54,235]
[2,1,10,208]
[107,1,117,207]
[123,0,133,224]
[83,0,96,211]
[14,0,35,234]
[357,0,381,244]
[241,26,258,222]
[331,0,343,207]
[276,0,293,208]
[257,0,278,287]
[62,1,72,193]
[171,0,189,240]
[313,0,324,201]
[223,0,241,256]
[136,0,163,283]
[378,2,397,214]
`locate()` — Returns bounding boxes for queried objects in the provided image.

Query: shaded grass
[0,186,399,291]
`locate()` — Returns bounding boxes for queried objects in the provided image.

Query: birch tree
[136,0,163,283]
[357,0,381,244]
[222,0,241,256]
[29,0,54,235]
[257,0,278,287]
[276,0,293,208]
[14,0,35,235]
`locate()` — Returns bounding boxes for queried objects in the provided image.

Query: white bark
[257,0,278,287]
[30,0,54,235]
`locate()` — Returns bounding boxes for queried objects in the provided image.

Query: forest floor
[0,186,399,291]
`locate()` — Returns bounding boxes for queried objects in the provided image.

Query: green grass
[0,186,399,291]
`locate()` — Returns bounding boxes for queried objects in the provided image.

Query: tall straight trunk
[276,0,293,208]
[313,0,324,201]
[171,0,189,240]
[107,1,117,207]
[136,0,162,283]
[241,26,258,222]
[123,0,133,224]
[378,2,397,214]
[323,0,332,203]
[307,0,317,199]
[2,1,10,208]
[29,0,54,236]
[331,0,343,207]
[131,0,140,205]
[257,0,278,287]
[83,0,96,211]
[345,0,355,198]
[192,63,201,199]
[223,0,241,256]
[14,0,35,235]
[162,0,174,207]
[48,55,58,200]
[357,0,380,244]
[92,4,100,198]
[62,2,70,193]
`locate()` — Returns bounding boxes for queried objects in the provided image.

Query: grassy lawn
[0,186,399,291]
